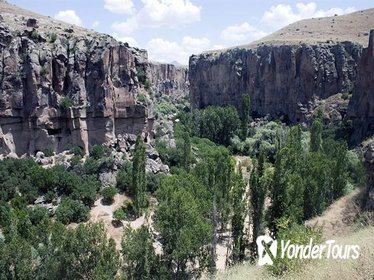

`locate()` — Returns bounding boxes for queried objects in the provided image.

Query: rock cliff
[189,10,374,123]
[348,30,374,145]
[148,62,188,101]
[0,2,188,157]
[190,42,362,123]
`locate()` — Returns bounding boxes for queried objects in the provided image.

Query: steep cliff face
[348,30,374,145]
[0,2,188,157]
[0,26,148,156]
[190,42,362,122]
[147,62,188,101]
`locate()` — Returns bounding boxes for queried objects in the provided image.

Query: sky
[8,0,374,65]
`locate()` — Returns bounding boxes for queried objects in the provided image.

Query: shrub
[113,208,126,221]
[70,155,82,167]
[137,94,146,103]
[89,145,112,160]
[43,148,54,157]
[31,30,39,40]
[40,66,49,76]
[144,79,151,90]
[55,198,89,224]
[146,173,164,193]
[49,32,57,43]
[60,96,74,109]
[267,221,322,276]
[28,206,49,225]
[116,161,133,192]
[45,191,56,203]
[123,200,136,220]
[136,65,146,83]
[70,145,84,157]
[101,186,117,205]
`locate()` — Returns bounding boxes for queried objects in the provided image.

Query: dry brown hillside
[207,8,374,53]
[0,0,95,36]
[253,8,374,47]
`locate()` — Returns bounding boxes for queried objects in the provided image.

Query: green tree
[241,95,251,140]
[323,139,348,202]
[310,112,323,152]
[121,225,160,280]
[268,126,303,233]
[55,198,89,224]
[0,234,34,280]
[101,186,117,205]
[155,177,211,279]
[117,161,133,192]
[303,152,329,220]
[231,173,246,263]
[249,155,267,259]
[132,135,147,215]
[180,131,193,171]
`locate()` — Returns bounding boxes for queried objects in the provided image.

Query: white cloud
[112,0,201,35]
[104,0,135,15]
[147,38,184,63]
[146,36,210,64]
[112,18,139,35]
[221,22,268,43]
[113,33,139,47]
[262,2,356,29]
[54,10,82,26]
[92,21,100,28]
[182,36,210,53]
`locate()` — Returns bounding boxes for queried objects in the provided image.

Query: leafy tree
[117,161,133,192]
[38,222,120,280]
[268,126,303,232]
[0,234,34,280]
[121,225,160,280]
[323,139,348,202]
[113,208,126,222]
[101,186,117,205]
[155,175,211,278]
[180,131,193,171]
[132,135,147,214]
[0,202,11,230]
[28,206,49,225]
[55,198,89,224]
[249,154,267,258]
[192,106,240,146]
[231,173,246,263]
[89,145,112,160]
[310,113,323,152]
[241,95,251,140]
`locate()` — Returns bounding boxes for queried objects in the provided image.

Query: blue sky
[8,0,374,64]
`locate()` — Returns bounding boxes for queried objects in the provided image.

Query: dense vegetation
[0,96,366,279]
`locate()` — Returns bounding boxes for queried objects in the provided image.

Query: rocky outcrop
[147,62,188,101]
[0,20,150,156]
[348,30,374,145]
[190,42,362,123]
[0,3,188,157]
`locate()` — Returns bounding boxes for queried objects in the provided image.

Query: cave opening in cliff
[47,128,62,136]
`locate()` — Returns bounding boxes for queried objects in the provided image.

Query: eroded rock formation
[190,42,362,123]
[348,30,374,145]
[0,3,188,157]
[148,62,188,101]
